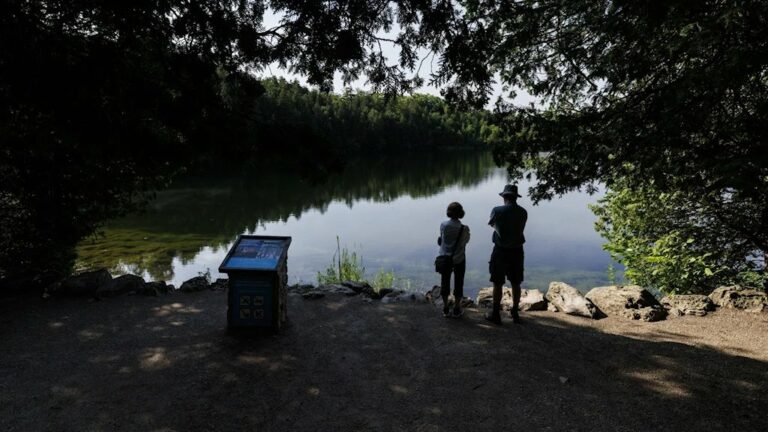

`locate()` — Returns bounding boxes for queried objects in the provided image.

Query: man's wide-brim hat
[499,184,522,198]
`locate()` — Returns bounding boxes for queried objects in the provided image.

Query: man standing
[486,184,527,325]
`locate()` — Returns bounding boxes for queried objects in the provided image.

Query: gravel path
[1,290,767,431]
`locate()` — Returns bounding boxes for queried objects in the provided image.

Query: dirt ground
[1,289,767,432]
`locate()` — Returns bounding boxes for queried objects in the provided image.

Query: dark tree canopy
[0,1,472,285]
[423,1,768,255]
[2,1,767,290]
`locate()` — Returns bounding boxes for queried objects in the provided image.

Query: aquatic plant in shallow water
[317,237,366,285]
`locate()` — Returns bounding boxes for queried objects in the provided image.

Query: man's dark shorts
[489,246,524,285]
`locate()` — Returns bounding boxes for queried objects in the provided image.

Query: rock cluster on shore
[49,269,767,323]
[49,268,226,299]
[474,281,766,321]
[289,281,426,304]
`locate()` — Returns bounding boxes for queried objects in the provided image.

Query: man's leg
[483,281,503,324]
[510,283,521,323]
[485,249,503,324]
[509,247,524,323]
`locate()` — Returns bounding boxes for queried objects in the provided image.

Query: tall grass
[317,236,366,285]
[316,237,401,291]
[371,268,396,290]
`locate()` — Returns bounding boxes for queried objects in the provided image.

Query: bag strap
[450,225,465,258]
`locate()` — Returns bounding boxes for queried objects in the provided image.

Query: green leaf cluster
[592,181,767,295]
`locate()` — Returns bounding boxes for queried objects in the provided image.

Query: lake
[76,152,619,296]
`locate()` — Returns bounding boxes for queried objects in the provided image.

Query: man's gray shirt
[488,203,527,248]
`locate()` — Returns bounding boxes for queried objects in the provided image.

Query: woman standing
[437,202,471,318]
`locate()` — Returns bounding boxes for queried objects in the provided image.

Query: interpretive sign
[219,235,291,331]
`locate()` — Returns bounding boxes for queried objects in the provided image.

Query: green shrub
[592,181,766,295]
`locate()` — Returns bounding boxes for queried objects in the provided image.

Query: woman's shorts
[489,246,524,285]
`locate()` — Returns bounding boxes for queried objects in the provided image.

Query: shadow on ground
[1,291,766,431]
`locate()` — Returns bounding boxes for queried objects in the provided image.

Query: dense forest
[2,1,767,294]
[249,78,502,155]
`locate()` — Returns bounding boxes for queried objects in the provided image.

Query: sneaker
[452,308,464,318]
[484,312,502,325]
[443,306,451,318]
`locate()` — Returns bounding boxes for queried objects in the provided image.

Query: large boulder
[661,294,715,316]
[585,285,660,319]
[209,278,229,291]
[179,276,209,292]
[709,285,767,312]
[96,274,145,297]
[342,281,380,299]
[59,269,111,296]
[520,289,548,311]
[139,281,171,296]
[545,282,598,318]
[475,287,548,311]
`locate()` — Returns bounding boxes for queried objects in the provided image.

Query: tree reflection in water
[76,151,496,282]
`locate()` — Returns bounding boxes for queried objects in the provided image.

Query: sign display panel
[220,237,289,271]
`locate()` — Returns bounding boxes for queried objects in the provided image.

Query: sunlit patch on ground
[139,347,172,370]
[78,329,104,341]
[389,384,409,394]
[152,303,203,317]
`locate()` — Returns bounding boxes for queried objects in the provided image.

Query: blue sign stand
[219,235,292,331]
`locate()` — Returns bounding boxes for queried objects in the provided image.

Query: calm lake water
[76,152,618,296]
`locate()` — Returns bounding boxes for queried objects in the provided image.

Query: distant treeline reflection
[76,152,495,281]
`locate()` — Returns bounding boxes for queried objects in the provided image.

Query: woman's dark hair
[446,202,465,219]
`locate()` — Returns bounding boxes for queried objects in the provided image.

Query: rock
[459,296,475,308]
[179,276,209,292]
[476,287,509,309]
[382,291,423,304]
[428,285,475,309]
[340,280,380,298]
[585,285,660,319]
[362,286,381,299]
[545,282,598,318]
[425,286,441,303]
[519,289,547,311]
[624,306,668,322]
[709,285,767,312]
[210,278,228,291]
[559,376,569,384]
[96,274,145,298]
[341,280,370,293]
[315,284,358,296]
[476,287,547,311]
[139,281,169,296]
[661,295,714,316]
[302,291,325,300]
[288,284,315,293]
[547,303,558,312]
[378,288,394,297]
[59,269,112,296]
